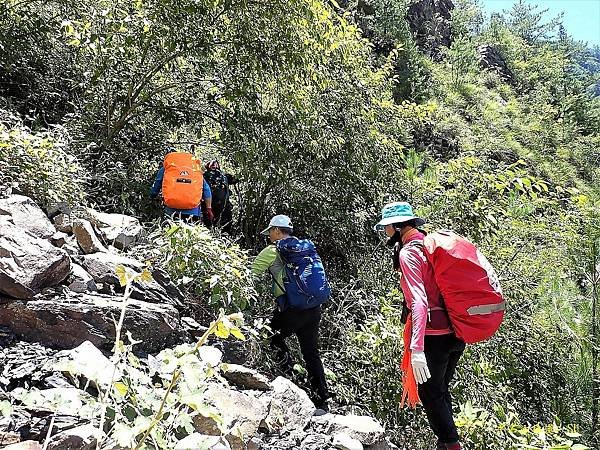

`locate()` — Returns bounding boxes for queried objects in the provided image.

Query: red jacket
[399,230,452,352]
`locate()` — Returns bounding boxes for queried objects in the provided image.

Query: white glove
[411,351,431,384]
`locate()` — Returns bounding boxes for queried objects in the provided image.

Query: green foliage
[64,312,246,449]
[0,0,80,124]
[0,109,85,207]
[456,401,589,450]
[155,223,257,312]
[2,0,600,447]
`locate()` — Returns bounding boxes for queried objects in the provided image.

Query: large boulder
[477,44,514,83]
[67,264,97,294]
[0,219,71,299]
[406,0,454,59]
[220,364,271,391]
[85,208,145,250]
[45,424,98,450]
[0,195,55,239]
[129,268,184,309]
[72,219,107,254]
[175,434,231,450]
[262,376,315,433]
[53,213,73,234]
[54,340,120,388]
[46,202,72,220]
[333,432,364,450]
[0,292,182,353]
[80,252,144,285]
[312,414,385,446]
[194,385,269,450]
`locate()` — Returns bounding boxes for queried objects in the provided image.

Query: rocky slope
[0,194,398,450]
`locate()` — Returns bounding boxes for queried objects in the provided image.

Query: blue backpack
[276,237,331,310]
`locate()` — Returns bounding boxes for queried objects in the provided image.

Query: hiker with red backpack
[150,149,214,223]
[375,202,505,450]
[251,214,332,412]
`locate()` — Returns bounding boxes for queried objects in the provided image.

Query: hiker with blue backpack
[251,214,332,412]
[375,202,505,450]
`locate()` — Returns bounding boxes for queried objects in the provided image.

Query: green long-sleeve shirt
[251,244,285,297]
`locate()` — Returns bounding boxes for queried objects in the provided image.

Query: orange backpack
[162,152,203,210]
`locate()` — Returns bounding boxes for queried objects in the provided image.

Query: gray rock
[67,263,97,293]
[54,340,119,388]
[299,433,333,450]
[40,372,73,389]
[0,195,55,239]
[198,346,223,367]
[46,202,72,220]
[406,0,454,59]
[0,339,58,388]
[73,219,107,254]
[129,272,184,308]
[46,424,97,450]
[314,414,385,446]
[53,213,73,233]
[333,432,363,450]
[263,376,315,433]
[195,385,269,450]
[175,434,231,450]
[0,219,71,299]
[182,316,210,337]
[366,438,399,449]
[0,292,182,353]
[85,208,139,229]
[221,364,271,391]
[51,231,69,247]
[105,224,145,251]
[2,441,43,450]
[80,252,143,285]
[477,44,514,83]
[85,209,145,251]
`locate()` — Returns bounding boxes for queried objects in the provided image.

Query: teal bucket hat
[374,202,425,231]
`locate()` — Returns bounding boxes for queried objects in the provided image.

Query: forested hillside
[1,0,599,449]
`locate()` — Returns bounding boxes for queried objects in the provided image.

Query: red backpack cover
[421,230,505,343]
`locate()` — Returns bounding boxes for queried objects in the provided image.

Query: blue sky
[480,0,600,46]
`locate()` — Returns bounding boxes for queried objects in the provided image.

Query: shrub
[0,109,86,207]
[153,223,258,314]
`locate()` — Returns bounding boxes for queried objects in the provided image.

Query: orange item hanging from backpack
[162,152,203,210]
[421,230,505,344]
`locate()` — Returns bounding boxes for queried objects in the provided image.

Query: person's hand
[205,207,214,222]
[411,351,431,384]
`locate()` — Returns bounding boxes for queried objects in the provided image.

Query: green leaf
[114,382,128,397]
[214,322,230,339]
[115,265,128,287]
[230,326,245,341]
[0,400,13,418]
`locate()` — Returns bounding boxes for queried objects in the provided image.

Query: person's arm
[251,246,278,276]
[399,248,428,353]
[202,179,212,209]
[150,167,164,198]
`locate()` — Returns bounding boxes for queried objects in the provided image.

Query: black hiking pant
[202,199,233,233]
[418,334,465,445]
[270,305,329,405]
